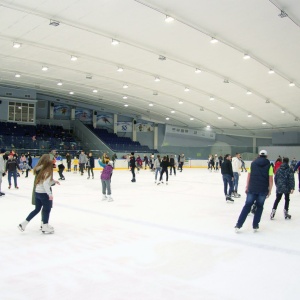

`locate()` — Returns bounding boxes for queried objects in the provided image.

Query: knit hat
[0,148,6,154]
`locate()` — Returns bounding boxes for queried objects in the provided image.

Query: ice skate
[18,220,29,232]
[284,209,291,220]
[270,209,276,220]
[226,195,234,202]
[108,196,113,202]
[42,224,54,234]
[234,226,240,233]
[253,226,259,232]
[102,195,107,201]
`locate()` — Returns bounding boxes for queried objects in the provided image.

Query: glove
[2,173,5,177]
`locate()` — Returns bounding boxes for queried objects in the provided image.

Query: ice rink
[0,167,300,300]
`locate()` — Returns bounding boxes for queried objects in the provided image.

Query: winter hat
[259,150,267,156]
[0,148,6,154]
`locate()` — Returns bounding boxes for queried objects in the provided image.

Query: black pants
[88,167,94,177]
[169,166,176,175]
[58,170,64,179]
[131,167,135,179]
[79,163,85,174]
[272,193,290,211]
[67,161,71,171]
[159,168,168,182]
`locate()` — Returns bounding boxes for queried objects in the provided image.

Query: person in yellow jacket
[73,157,78,173]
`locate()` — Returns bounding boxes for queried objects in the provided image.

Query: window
[8,101,35,123]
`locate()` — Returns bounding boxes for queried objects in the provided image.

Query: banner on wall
[53,104,71,119]
[117,121,132,132]
[75,108,92,122]
[96,114,113,129]
[135,122,154,132]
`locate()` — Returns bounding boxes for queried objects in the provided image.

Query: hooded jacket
[248,157,271,193]
[275,163,295,194]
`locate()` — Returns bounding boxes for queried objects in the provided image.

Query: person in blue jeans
[235,150,273,232]
[221,154,234,202]
[6,153,21,189]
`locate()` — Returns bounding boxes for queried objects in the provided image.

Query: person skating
[0,148,7,196]
[6,153,21,189]
[153,155,161,183]
[270,157,294,220]
[58,162,65,180]
[169,154,176,176]
[79,150,88,175]
[87,152,95,179]
[221,154,234,202]
[232,153,242,198]
[98,159,114,201]
[129,152,136,182]
[157,156,169,185]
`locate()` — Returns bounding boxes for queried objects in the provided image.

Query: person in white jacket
[18,154,60,234]
[232,153,242,197]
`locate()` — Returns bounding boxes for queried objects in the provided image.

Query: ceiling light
[210,96,214,101]
[262,121,267,125]
[57,81,62,86]
[123,96,128,99]
[111,39,120,45]
[178,101,183,104]
[117,67,123,72]
[13,42,21,48]
[281,109,285,114]
[166,117,170,120]
[195,68,202,74]
[42,66,48,71]
[70,55,78,61]
[206,125,210,128]
[190,117,194,121]
[248,113,252,117]
[268,69,275,74]
[15,74,21,78]
[171,110,175,113]
[69,92,74,95]
[159,55,166,61]
[210,37,218,44]
[149,103,154,107]
[165,15,174,22]
[49,19,60,26]
[124,104,129,107]
[123,84,128,89]
[184,87,190,92]
[246,90,252,95]
[230,105,235,109]
[266,99,270,103]
[154,77,160,82]
[217,116,222,120]
[93,89,98,93]
[278,10,288,18]
[243,54,250,60]
[289,82,295,87]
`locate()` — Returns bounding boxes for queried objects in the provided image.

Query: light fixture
[281,109,285,114]
[248,113,252,117]
[230,105,235,109]
[111,39,120,45]
[210,96,214,101]
[206,125,210,128]
[57,81,62,86]
[69,92,74,95]
[93,89,98,93]
[153,91,158,96]
[149,103,154,107]
[178,101,183,104]
[210,37,218,44]
[123,84,128,89]
[262,121,267,125]
[265,99,270,103]
[15,74,21,78]
[117,67,123,72]
[268,69,275,74]
[184,87,190,92]
[123,96,128,99]
[165,15,174,22]
[217,116,222,120]
[166,117,170,120]
[49,19,60,26]
[70,55,78,61]
[154,77,160,82]
[124,104,129,107]
[278,10,288,18]
[243,54,250,60]
[246,90,252,95]
[159,55,166,61]
[289,82,295,87]
[171,110,175,113]
[190,117,194,121]
[42,66,48,71]
[13,42,21,48]
[195,68,202,74]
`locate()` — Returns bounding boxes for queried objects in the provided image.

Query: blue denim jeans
[222,174,233,196]
[8,170,18,187]
[236,192,268,228]
[233,172,239,192]
[155,167,161,180]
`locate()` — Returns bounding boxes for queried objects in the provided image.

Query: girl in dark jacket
[87,152,95,179]
[157,156,169,185]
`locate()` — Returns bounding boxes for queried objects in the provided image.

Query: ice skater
[98,159,114,201]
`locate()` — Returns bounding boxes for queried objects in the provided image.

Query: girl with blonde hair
[18,154,60,234]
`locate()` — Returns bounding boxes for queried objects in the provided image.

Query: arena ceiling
[0,0,300,137]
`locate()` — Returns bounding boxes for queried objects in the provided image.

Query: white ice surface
[0,168,300,300]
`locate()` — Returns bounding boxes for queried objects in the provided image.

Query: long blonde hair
[33,154,53,185]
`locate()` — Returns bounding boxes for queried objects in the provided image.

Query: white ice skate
[18,220,29,232]
[42,224,54,234]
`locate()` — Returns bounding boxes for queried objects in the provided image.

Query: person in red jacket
[274,157,282,174]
